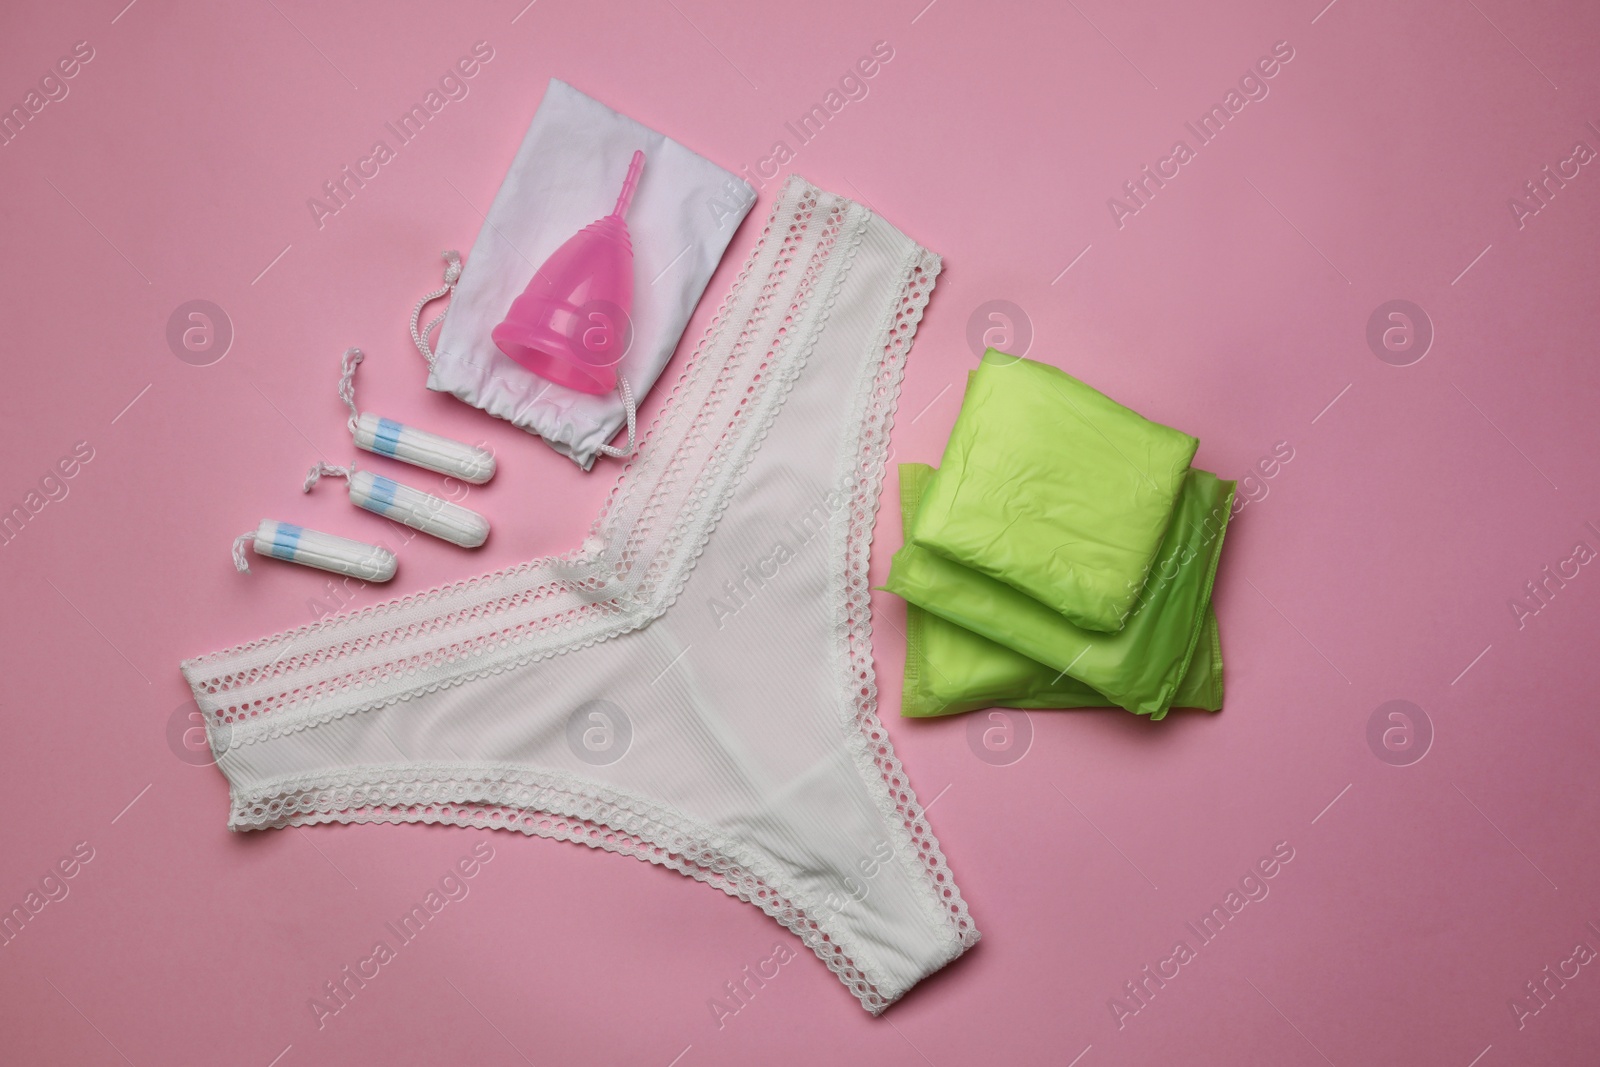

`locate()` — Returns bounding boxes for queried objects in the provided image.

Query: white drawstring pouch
[417,78,756,469]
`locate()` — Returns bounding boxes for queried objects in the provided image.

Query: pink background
[4,0,1599,1063]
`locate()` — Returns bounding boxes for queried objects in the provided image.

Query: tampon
[232,520,397,581]
[303,462,489,548]
[337,347,495,484]
[350,412,495,484]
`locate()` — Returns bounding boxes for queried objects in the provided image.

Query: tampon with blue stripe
[338,347,495,484]
[303,462,489,548]
[232,520,396,580]
[351,412,495,484]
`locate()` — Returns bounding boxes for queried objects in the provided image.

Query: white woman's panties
[180,176,978,1013]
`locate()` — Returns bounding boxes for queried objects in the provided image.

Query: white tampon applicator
[303,462,489,549]
[338,347,495,483]
[232,521,397,581]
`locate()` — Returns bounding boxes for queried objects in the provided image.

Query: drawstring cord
[410,251,462,370]
[595,375,638,459]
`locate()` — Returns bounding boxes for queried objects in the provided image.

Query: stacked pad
[896,464,1225,718]
[885,350,1234,721]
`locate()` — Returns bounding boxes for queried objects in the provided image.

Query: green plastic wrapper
[895,463,1224,718]
[888,461,1233,719]
[908,350,1199,633]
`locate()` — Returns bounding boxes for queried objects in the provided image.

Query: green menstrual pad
[895,464,1223,719]
[888,463,1234,720]
[909,350,1199,633]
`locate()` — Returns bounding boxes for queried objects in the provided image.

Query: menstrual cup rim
[491,321,617,395]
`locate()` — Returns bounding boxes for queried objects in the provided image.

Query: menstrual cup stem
[611,150,645,219]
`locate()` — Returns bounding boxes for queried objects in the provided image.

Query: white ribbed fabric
[180,176,977,1013]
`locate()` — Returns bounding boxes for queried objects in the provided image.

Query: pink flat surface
[4,1,1599,1063]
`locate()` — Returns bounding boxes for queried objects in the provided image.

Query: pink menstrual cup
[492,150,644,394]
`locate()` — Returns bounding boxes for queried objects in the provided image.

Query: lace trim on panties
[825,243,978,958]
[185,178,977,1012]
[227,762,944,1013]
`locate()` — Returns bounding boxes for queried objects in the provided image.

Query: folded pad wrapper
[889,464,1234,718]
[908,350,1199,633]
[895,463,1225,719]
